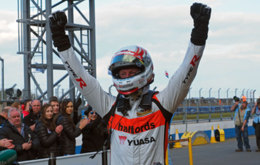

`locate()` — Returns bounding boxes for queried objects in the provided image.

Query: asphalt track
[169,136,260,165]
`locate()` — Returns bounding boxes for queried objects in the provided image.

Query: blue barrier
[176,105,232,114]
[170,126,256,141]
[175,105,253,114]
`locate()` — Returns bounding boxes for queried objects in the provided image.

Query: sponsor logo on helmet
[118,122,155,134]
[128,136,156,146]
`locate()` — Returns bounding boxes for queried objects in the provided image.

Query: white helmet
[109,45,154,95]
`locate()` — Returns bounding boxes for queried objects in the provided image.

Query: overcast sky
[0,0,260,99]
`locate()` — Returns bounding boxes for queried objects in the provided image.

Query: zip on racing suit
[49,2,211,165]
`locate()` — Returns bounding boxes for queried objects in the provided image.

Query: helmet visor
[109,54,144,71]
[111,54,143,65]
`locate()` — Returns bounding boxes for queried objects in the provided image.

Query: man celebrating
[49,2,211,164]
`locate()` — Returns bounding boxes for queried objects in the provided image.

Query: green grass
[172,112,234,120]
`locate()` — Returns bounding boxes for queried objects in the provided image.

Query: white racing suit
[58,42,205,165]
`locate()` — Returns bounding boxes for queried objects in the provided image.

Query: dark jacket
[81,115,109,153]
[57,114,81,155]
[23,112,40,127]
[0,122,40,161]
[0,116,10,151]
[35,121,60,158]
[0,115,8,127]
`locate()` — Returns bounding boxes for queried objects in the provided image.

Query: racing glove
[190,3,211,45]
[49,11,71,52]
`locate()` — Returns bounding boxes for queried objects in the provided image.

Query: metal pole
[250,89,253,104]
[48,152,56,165]
[218,88,222,121]
[89,0,96,77]
[209,88,212,98]
[242,88,245,96]
[46,0,54,98]
[56,85,61,98]
[199,88,203,98]
[188,137,193,165]
[235,88,238,97]
[246,89,249,99]
[218,88,221,99]
[208,88,212,122]
[22,0,31,99]
[226,88,230,98]
[253,90,256,102]
[197,88,202,123]
[226,88,230,107]
[0,57,4,109]
[102,145,108,165]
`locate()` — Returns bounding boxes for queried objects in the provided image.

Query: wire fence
[172,88,256,124]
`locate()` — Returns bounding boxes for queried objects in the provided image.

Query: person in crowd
[49,96,60,115]
[231,98,251,152]
[0,108,40,161]
[57,99,88,155]
[35,104,63,158]
[0,106,11,127]
[81,105,109,153]
[22,99,32,118]
[251,98,260,152]
[23,99,41,131]
[49,2,211,164]
[11,102,23,120]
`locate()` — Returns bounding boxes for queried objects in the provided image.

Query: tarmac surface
[169,136,260,165]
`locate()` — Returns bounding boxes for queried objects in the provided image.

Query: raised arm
[157,3,211,113]
[49,12,115,117]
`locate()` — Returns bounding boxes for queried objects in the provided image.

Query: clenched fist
[49,11,71,51]
[190,3,211,45]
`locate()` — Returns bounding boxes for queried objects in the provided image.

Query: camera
[233,96,240,102]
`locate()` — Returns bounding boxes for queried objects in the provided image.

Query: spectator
[35,104,63,158]
[49,96,60,115]
[22,99,32,118]
[251,98,260,152]
[0,108,39,161]
[23,99,41,131]
[231,99,251,152]
[11,102,23,120]
[81,105,109,153]
[57,99,88,155]
[0,106,11,127]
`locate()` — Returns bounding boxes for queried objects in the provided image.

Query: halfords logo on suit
[118,122,155,134]
[119,136,156,146]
